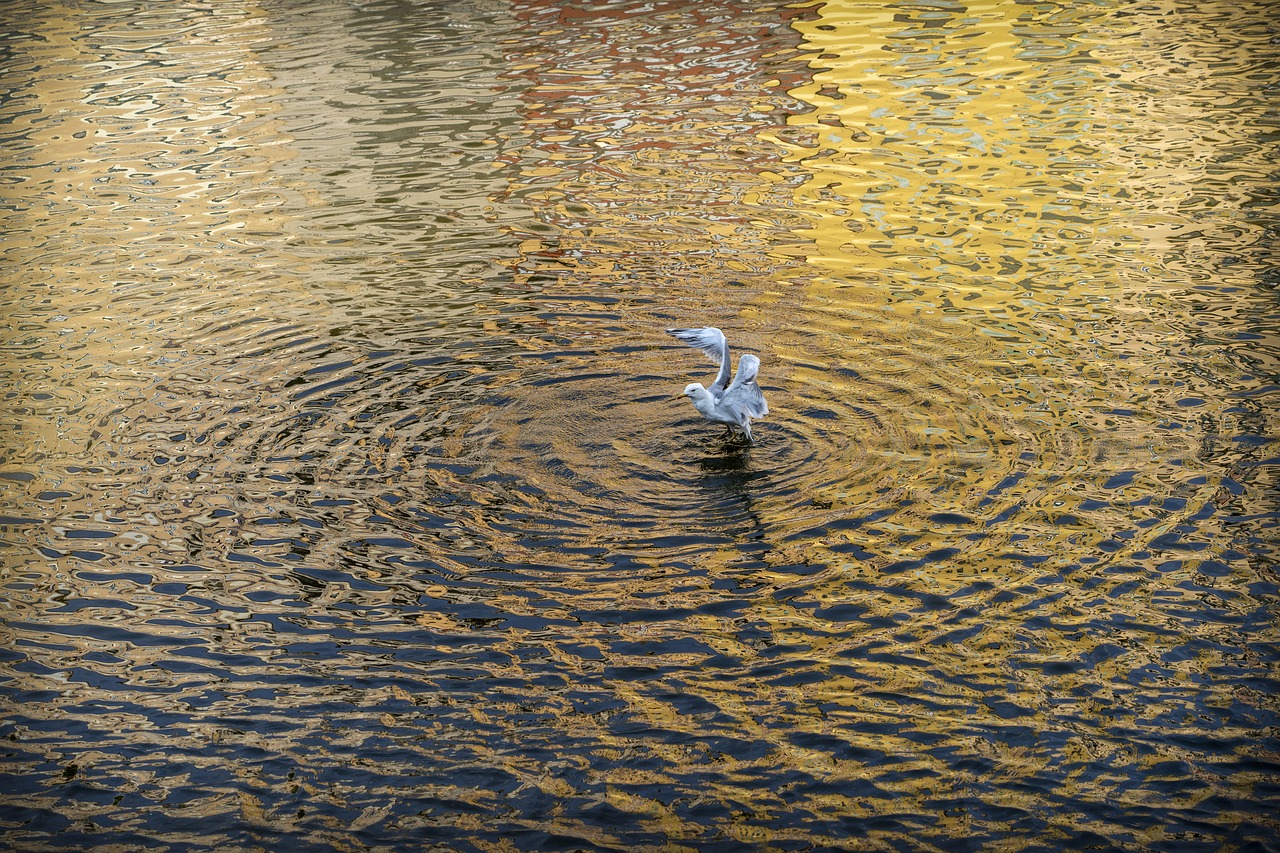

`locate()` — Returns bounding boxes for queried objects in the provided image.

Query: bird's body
[667,327,769,442]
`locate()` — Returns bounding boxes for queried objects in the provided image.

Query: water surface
[1,0,1277,849]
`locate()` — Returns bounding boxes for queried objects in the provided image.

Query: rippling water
[2,0,1277,849]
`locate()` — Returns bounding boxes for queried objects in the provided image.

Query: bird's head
[680,382,706,400]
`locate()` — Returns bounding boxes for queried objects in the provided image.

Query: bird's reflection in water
[693,438,771,543]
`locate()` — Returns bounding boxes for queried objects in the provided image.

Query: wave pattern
[0,0,1277,849]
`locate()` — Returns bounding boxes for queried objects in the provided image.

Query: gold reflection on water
[2,0,317,468]
[768,0,1263,573]
[0,5,327,835]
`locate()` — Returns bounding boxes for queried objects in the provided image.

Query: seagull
[667,326,769,442]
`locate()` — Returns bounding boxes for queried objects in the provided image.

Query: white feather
[667,327,769,442]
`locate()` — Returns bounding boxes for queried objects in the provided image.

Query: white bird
[667,326,769,442]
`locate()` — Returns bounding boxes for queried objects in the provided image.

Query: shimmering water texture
[1,0,1277,850]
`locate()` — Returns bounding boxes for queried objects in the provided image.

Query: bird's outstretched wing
[666,327,731,391]
[724,353,768,418]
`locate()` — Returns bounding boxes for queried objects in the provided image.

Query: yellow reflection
[2,0,313,466]
[770,0,1263,562]
[774,2,1123,295]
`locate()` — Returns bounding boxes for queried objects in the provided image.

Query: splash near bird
[667,327,769,443]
